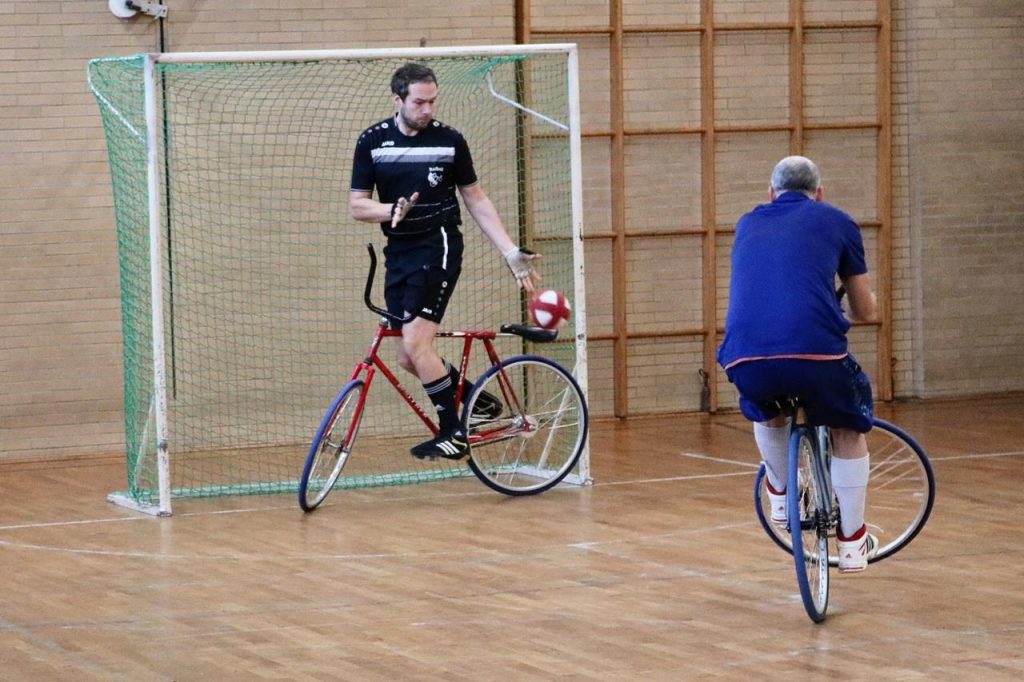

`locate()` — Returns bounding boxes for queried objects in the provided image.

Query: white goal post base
[107,492,172,517]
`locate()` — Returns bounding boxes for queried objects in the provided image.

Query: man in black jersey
[350,62,541,461]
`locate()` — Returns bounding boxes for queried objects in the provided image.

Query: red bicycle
[298,244,589,511]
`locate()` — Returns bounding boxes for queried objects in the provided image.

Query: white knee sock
[753,421,790,492]
[832,454,870,538]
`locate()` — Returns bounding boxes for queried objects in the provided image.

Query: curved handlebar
[364,243,414,324]
[363,242,559,342]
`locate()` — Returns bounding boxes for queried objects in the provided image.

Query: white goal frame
[101,44,588,516]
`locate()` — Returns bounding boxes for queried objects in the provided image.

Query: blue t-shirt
[350,116,478,238]
[716,192,868,368]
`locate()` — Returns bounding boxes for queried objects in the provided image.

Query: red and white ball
[528,289,572,330]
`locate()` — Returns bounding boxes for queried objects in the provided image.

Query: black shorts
[383,227,464,329]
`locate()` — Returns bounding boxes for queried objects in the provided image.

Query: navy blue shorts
[725,355,874,433]
[383,227,463,330]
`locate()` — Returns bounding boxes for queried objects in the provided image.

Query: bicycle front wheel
[298,380,365,512]
[464,355,588,496]
[788,426,830,623]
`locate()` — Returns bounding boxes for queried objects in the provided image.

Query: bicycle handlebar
[363,242,558,341]
[364,243,415,324]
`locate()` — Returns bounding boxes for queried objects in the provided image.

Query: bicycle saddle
[758,395,805,414]
[500,324,559,343]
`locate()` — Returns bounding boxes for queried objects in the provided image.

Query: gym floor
[1,396,1022,680]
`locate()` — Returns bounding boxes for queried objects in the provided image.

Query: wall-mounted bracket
[109,0,167,19]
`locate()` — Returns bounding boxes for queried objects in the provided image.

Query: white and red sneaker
[766,479,787,525]
[837,524,878,573]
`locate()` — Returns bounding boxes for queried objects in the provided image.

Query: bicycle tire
[298,380,365,512]
[862,418,936,561]
[753,463,792,555]
[754,417,935,564]
[788,426,830,623]
[464,355,588,496]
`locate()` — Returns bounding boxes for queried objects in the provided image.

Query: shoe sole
[410,449,469,461]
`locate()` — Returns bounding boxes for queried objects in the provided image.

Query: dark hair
[390,63,437,100]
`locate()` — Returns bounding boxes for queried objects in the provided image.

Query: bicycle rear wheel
[298,380,365,512]
[754,463,791,554]
[464,355,588,496]
[754,417,935,564]
[863,418,935,561]
[788,426,830,623]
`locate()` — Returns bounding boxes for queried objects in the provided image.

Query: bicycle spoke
[466,356,588,495]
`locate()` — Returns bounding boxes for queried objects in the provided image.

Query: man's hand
[503,246,543,293]
[390,192,420,229]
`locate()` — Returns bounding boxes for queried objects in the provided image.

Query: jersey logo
[427,166,444,187]
[381,141,395,147]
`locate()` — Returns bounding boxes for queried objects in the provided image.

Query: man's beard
[399,109,431,131]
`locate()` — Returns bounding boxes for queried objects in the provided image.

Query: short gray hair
[770,156,821,194]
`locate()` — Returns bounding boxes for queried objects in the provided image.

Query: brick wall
[1,0,1022,463]
[894,0,1024,397]
[0,0,513,462]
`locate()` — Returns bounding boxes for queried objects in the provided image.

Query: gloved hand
[503,246,542,292]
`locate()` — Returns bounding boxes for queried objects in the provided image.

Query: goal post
[88,45,588,515]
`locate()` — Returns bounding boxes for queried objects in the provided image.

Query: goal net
[88,45,587,515]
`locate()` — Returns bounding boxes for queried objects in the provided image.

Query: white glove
[504,246,536,277]
[503,246,542,291]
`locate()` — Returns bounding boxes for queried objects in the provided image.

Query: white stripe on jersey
[441,227,449,270]
[370,146,455,162]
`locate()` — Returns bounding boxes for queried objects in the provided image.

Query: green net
[88,50,582,509]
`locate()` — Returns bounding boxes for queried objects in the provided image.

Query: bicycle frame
[346,317,534,446]
[812,425,838,532]
[298,242,588,509]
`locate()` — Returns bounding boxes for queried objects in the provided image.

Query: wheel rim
[756,419,935,567]
[754,464,793,553]
[301,383,363,508]
[860,418,935,562]
[465,357,587,495]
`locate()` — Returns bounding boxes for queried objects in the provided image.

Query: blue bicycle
[753,400,935,622]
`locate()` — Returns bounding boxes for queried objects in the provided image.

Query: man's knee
[762,415,790,428]
[392,336,417,373]
[401,320,439,363]
[832,428,868,459]
[396,350,416,374]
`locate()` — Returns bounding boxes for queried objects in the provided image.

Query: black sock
[443,359,474,404]
[423,373,459,434]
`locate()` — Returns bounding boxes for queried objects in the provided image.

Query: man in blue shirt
[350,63,541,461]
[717,156,879,572]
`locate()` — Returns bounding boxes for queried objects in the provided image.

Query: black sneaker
[410,430,469,460]
[470,389,503,420]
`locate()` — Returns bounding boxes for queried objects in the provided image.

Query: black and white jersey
[351,116,478,237]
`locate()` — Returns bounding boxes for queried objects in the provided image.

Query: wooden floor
[2,396,1023,680]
